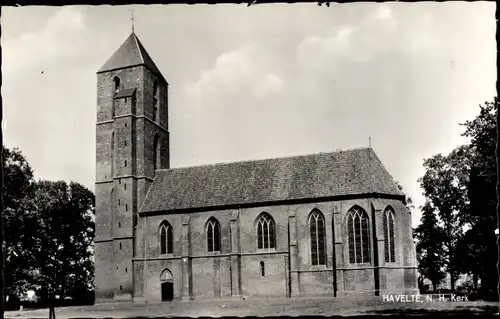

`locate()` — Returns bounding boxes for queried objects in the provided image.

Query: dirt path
[5,297,498,318]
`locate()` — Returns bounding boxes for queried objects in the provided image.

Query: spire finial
[130,8,135,33]
[369,136,371,148]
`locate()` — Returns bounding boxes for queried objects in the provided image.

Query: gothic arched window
[206,218,221,252]
[256,213,276,250]
[309,209,326,266]
[159,221,173,255]
[153,134,161,172]
[347,206,371,264]
[383,207,396,263]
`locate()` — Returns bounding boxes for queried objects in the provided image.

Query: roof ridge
[156,147,373,173]
[133,32,146,65]
[365,148,402,195]
[139,171,156,214]
[97,32,167,83]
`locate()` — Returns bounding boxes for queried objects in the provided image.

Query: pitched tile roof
[140,148,404,213]
[97,32,167,83]
[114,88,136,99]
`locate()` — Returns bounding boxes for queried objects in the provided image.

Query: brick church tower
[94,31,169,303]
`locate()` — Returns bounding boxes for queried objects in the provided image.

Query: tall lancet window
[383,207,396,263]
[153,80,159,123]
[206,218,221,252]
[110,131,115,177]
[153,134,161,173]
[256,213,276,249]
[347,206,371,264]
[159,221,173,255]
[309,209,326,266]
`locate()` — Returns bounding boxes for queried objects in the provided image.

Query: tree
[454,226,482,291]
[416,98,498,299]
[413,201,447,292]
[2,145,96,310]
[2,146,37,306]
[418,145,471,292]
[26,180,95,306]
[459,98,498,300]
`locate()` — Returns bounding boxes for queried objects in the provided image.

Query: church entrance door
[161,282,173,301]
[160,268,174,302]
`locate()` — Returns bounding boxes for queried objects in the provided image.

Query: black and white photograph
[1,2,497,317]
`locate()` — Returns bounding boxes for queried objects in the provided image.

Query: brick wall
[299,271,335,296]
[240,254,288,297]
[143,69,169,130]
[95,242,114,302]
[135,197,418,302]
[95,64,170,302]
[97,67,145,122]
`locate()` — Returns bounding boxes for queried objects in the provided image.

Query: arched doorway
[160,269,174,301]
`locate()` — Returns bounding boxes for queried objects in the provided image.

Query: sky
[1,3,496,227]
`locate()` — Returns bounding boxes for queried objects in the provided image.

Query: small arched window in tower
[118,199,120,206]
[113,77,121,93]
[124,160,127,167]
[118,222,121,228]
[206,218,221,252]
[125,267,128,274]
[159,221,173,255]
[260,261,265,277]
[119,242,122,250]
[120,285,123,291]
[384,207,396,263]
[347,206,371,264]
[125,204,128,212]
[309,209,327,266]
[256,213,276,250]
[124,183,127,191]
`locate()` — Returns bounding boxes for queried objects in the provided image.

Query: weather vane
[130,8,135,32]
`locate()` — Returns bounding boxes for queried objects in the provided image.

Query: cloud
[255,74,283,99]
[2,7,86,80]
[296,4,446,68]
[185,43,283,103]
[296,26,356,68]
[376,5,393,20]
[173,43,290,167]
[290,3,496,227]
[2,6,94,190]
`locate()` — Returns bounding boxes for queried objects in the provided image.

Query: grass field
[4,296,498,318]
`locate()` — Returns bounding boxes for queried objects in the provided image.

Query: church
[94,31,419,303]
